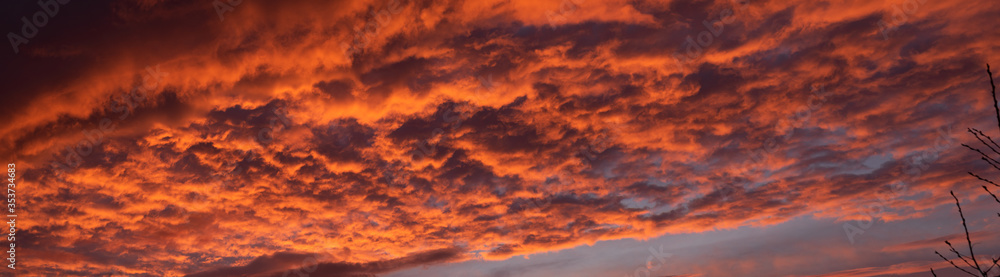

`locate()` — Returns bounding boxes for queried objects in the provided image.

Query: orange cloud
[2,0,999,276]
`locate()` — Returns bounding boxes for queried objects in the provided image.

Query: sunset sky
[2,0,1000,276]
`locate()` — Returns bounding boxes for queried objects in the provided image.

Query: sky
[1,0,1000,276]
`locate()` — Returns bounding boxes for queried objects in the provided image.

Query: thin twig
[947,240,977,270]
[963,144,1000,166]
[984,186,1000,205]
[951,191,984,275]
[969,172,1000,188]
[969,128,1000,157]
[980,157,1000,172]
[936,250,982,276]
[984,257,998,276]
[981,157,1000,172]
[972,128,1000,155]
[989,257,1000,276]
[988,64,998,135]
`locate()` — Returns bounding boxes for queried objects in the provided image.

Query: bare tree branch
[983,256,999,276]
[936,250,982,277]
[969,128,1000,157]
[929,64,1000,277]
[951,191,985,275]
[971,128,1000,155]
[988,64,998,135]
[963,144,1000,167]
[979,157,1000,172]
[947,240,978,270]
[970,172,1000,188]
[984,186,1000,205]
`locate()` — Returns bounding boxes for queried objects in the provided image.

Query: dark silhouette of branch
[969,172,1000,188]
[988,64,998,134]
[979,156,1000,172]
[946,240,977,270]
[936,249,982,276]
[984,256,1000,275]
[984,186,1000,205]
[970,128,1000,155]
[984,185,1000,219]
[951,191,984,275]
[930,64,1000,277]
[968,128,1000,157]
[962,143,1000,167]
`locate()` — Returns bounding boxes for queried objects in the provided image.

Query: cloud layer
[2,0,999,276]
